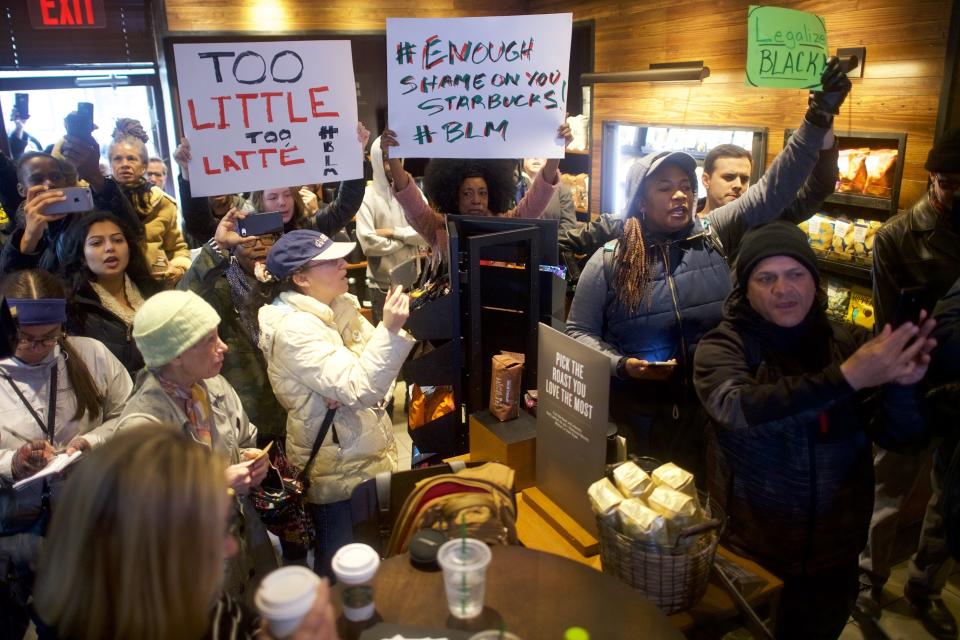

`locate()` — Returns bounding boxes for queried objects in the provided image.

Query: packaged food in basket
[612,461,654,500]
[616,498,669,546]
[588,477,624,518]
[651,462,696,499]
[648,486,700,525]
[837,148,870,193]
[863,149,898,197]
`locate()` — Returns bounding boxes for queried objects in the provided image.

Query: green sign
[746,5,828,89]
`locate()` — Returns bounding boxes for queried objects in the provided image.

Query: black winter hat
[736,221,819,290]
[925,128,960,173]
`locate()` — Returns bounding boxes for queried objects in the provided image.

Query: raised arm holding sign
[386,14,573,159]
[173,41,363,197]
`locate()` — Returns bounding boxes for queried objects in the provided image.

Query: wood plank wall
[163,1,530,32]
[527,0,955,213]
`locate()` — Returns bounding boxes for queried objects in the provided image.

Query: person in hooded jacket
[355,136,425,323]
[693,221,934,639]
[564,58,851,480]
[254,229,415,578]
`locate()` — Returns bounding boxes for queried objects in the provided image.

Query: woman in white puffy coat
[254,229,414,577]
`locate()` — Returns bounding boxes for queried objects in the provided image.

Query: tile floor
[839,561,960,639]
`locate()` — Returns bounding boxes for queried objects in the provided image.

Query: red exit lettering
[30,0,105,28]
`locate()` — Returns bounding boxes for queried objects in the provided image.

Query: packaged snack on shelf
[829,218,856,260]
[837,148,870,193]
[863,149,898,197]
[847,286,875,330]
[826,279,853,321]
[802,214,836,253]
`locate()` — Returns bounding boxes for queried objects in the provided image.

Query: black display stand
[403,216,562,461]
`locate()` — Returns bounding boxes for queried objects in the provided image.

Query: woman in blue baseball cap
[0,269,132,634]
[252,229,416,578]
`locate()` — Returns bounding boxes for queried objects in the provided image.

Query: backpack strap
[296,408,337,486]
[375,471,392,519]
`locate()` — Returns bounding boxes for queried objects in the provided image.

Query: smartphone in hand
[236,211,284,238]
[892,287,926,327]
[43,186,94,215]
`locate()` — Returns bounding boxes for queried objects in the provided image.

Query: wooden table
[335,546,684,640]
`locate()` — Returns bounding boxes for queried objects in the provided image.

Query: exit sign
[28,0,106,28]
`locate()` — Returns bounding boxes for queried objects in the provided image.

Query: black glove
[805,56,852,128]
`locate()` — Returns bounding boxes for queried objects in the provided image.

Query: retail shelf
[817,257,872,283]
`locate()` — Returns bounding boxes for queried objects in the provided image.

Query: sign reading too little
[386,13,572,159]
[173,41,362,197]
[746,5,828,90]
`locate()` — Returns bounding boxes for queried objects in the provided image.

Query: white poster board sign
[173,41,362,197]
[386,13,572,159]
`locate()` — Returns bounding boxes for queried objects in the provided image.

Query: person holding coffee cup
[33,425,338,640]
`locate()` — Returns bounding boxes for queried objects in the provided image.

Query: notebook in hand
[13,451,82,490]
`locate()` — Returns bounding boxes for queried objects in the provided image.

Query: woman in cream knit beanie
[132,290,221,368]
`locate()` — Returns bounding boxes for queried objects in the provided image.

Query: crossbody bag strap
[296,407,337,484]
[1,363,58,442]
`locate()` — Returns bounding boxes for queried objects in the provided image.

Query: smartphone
[645,361,678,368]
[44,186,94,215]
[236,211,284,238]
[13,93,29,120]
[77,101,93,120]
[389,255,421,292]
[892,287,926,327]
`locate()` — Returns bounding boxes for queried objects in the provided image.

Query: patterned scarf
[90,274,145,327]
[119,178,154,218]
[225,258,260,345]
[157,374,214,448]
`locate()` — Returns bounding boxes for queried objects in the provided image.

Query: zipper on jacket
[802,423,818,572]
[658,243,689,389]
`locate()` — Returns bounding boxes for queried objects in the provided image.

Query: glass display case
[600,122,768,216]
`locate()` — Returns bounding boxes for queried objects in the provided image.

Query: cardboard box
[469,410,537,490]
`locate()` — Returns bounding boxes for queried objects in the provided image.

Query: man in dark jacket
[694,221,934,640]
[857,128,960,640]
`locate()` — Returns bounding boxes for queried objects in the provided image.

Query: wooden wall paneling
[529,0,954,213]
[164,0,531,33]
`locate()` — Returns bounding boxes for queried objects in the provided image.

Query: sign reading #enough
[387,13,572,159]
[173,41,362,197]
[746,5,828,90]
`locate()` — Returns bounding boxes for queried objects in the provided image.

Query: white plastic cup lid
[331,543,380,584]
[437,538,492,572]
[255,566,320,617]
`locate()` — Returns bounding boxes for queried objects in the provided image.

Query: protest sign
[386,13,572,159]
[173,41,362,197]
[746,5,828,90]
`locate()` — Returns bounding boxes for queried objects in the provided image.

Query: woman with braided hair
[108,119,192,283]
[565,58,852,481]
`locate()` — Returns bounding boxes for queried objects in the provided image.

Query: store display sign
[28,0,106,28]
[746,5,828,90]
[386,14,572,159]
[536,324,609,535]
[173,41,362,197]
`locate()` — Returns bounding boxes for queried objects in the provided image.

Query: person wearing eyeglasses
[0,269,132,636]
[856,128,960,638]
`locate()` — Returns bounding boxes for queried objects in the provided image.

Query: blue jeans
[307,500,354,581]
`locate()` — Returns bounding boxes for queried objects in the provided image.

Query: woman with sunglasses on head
[33,425,338,640]
[0,269,132,635]
[57,211,162,374]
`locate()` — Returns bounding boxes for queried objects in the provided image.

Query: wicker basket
[596,496,723,614]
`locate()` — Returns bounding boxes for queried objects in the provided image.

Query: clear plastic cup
[331,543,380,622]
[254,566,321,638]
[437,538,493,619]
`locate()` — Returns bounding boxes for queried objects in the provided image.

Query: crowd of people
[0,53,958,640]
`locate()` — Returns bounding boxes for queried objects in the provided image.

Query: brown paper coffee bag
[490,351,525,421]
